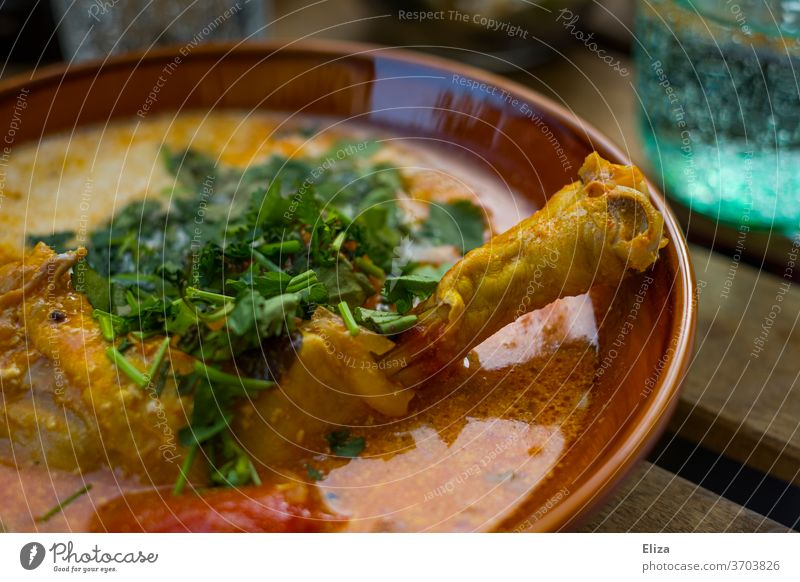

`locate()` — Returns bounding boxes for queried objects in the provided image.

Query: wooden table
[515,50,798,532]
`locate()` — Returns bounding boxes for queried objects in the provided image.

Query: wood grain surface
[669,245,800,485]
[582,462,789,532]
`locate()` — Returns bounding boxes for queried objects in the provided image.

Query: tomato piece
[92,482,342,532]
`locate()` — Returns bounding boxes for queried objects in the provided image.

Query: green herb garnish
[383,274,439,314]
[29,144,485,494]
[355,307,418,335]
[337,301,360,336]
[305,463,324,481]
[326,430,366,458]
[36,484,93,522]
[421,200,486,254]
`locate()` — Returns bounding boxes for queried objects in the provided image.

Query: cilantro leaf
[227,291,300,338]
[420,200,486,254]
[305,463,324,481]
[71,141,469,495]
[383,273,440,314]
[315,264,374,307]
[27,230,75,252]
[72,258,112,312]
[355,307,418,335]
[325,430,366,458]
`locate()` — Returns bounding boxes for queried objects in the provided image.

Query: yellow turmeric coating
[0,244,192,483]
[385,154,667,385]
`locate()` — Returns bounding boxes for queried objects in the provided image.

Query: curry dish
[0,112,666,532]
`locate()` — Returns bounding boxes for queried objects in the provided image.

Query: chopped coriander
[383,274,440,313]
[153,359,170,396]
[106,346,148,387]
[209,431,262,487]
[331,231,346,252]
[337,301,360,336]
[35,484,92,522]
[116,338,134,353]
[326,430,365,458]
[226,291,300,338]
[251,249,283,273]
[201,299,237,322]
[354,256,385,278]
[72,259,112,312]
[305,463,324,481]
[146,336,171,381]
[93,309,126,341]
[64,145,486,494]
[355,307,418,335]
[185,287,233,305]
[178,413,231,447]
[27,230,75,253]
[172,444,197,496]
[258,239,302,256]
[130,329,160,342]
[315,264,373,306]
[285,270,319,293]
[193,359,274,392]
[421,200,486,254]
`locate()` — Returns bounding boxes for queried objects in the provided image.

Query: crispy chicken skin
[385,153,668,385]
[0,243,190,483]
[234,308,412,467]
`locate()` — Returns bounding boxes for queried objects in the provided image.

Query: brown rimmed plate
[0,40,696,531]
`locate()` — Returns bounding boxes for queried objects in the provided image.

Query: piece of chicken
[233,153,667,468]
[234,308,413,466]
[382,153,667,385]
[0,243,191,483]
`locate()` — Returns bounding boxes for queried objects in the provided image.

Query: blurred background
[1,0,798,530]
[3,0,797,271]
